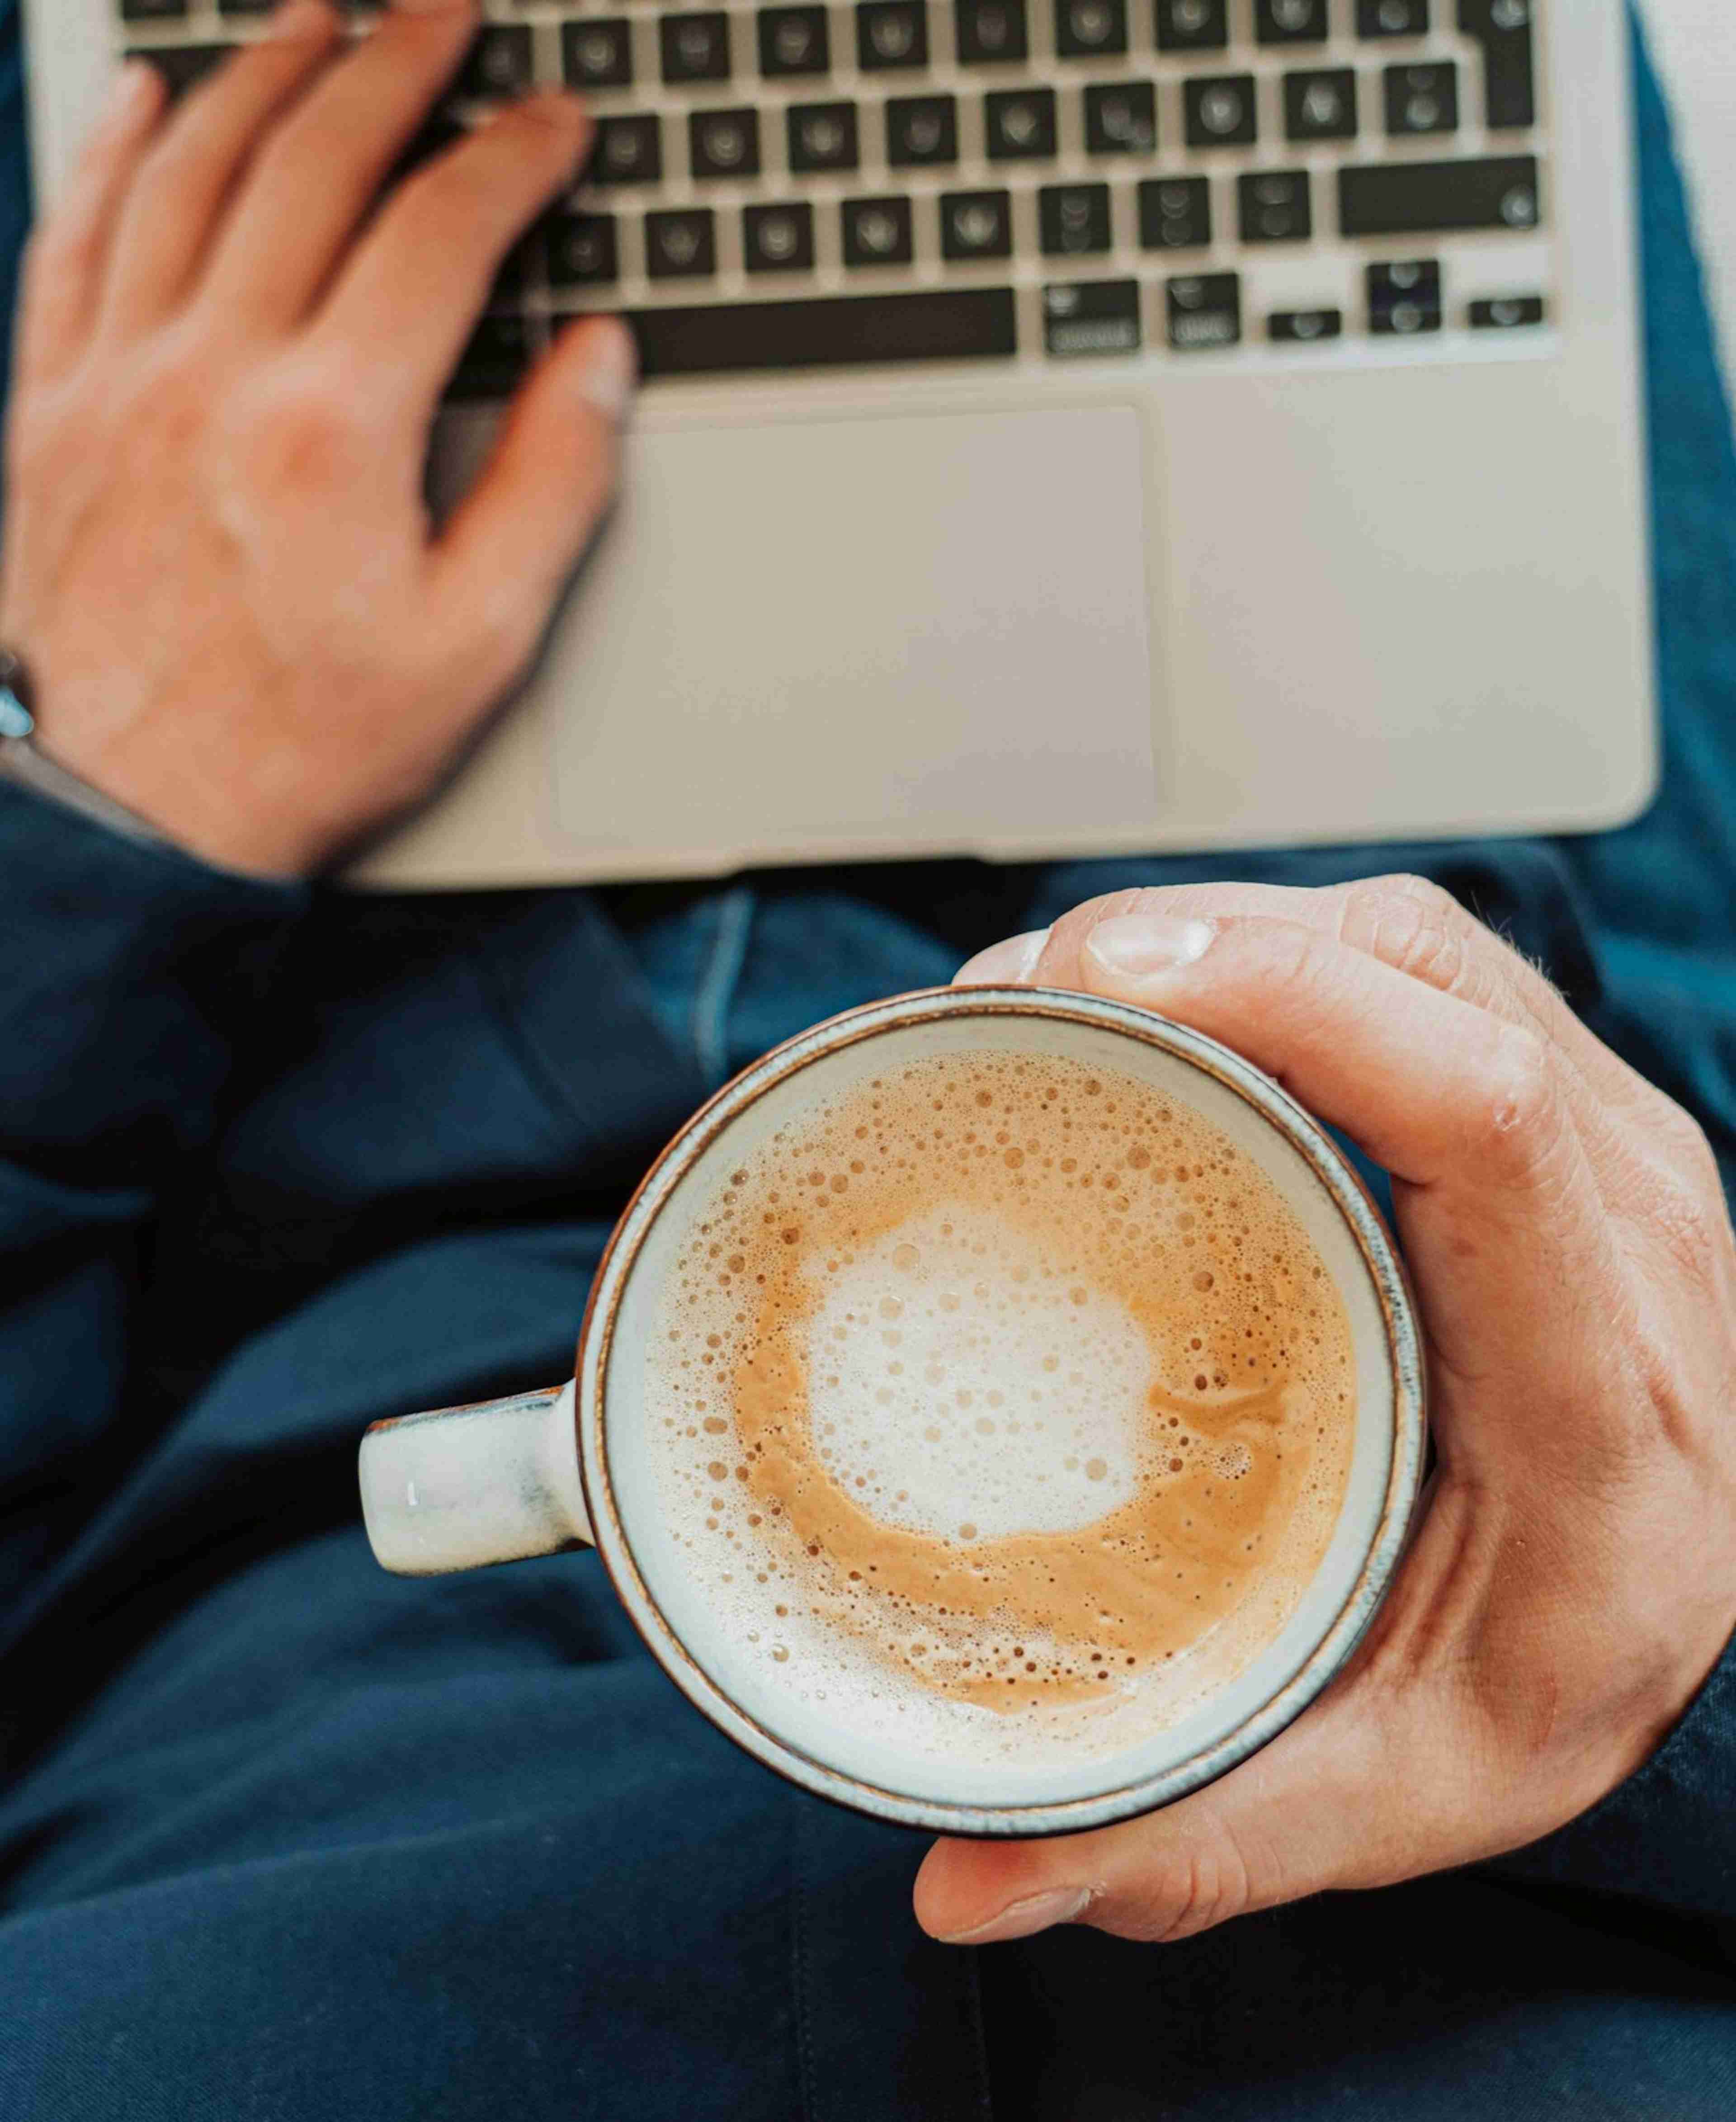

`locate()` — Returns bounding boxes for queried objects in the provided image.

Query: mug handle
[358,1382,592,1576]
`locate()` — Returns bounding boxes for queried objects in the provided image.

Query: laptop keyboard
[119,0,1553,393]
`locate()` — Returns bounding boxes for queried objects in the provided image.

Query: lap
[0,1532,988,2122]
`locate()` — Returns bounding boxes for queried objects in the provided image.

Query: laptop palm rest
[528,401,1158,872]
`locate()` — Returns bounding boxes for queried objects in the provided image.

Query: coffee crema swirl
[648,1051,1356,1756]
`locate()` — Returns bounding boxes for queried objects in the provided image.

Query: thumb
[427,313,636,684]
[913,1669,1455,1947]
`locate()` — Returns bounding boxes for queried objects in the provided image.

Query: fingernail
[1083,913,1215,993]
[574,317,638,425]
[268,0,332,40]
[954,929,1049,987]
[938,1886,1093,1946]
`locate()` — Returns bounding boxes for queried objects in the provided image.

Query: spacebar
[624,289,1019,379]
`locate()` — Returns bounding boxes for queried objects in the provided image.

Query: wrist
[31,720,329,881]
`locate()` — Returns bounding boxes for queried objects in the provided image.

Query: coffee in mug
[646,1047,1355,1776]
[360,990,1424,1836]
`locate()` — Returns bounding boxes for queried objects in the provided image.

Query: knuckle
[1472,1026,1566,1172]
[1345,873,1476,995]
[1143,1836,1256,1943]
[231,361,367,491]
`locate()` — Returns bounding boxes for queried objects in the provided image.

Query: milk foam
[807,1205,1148,1540]
[644,1051,1356,1772]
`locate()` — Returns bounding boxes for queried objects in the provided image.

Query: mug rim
[574,986,1428,1838]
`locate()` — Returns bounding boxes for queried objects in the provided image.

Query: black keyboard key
[1255,0,1326,42]
[744,202,816,271]
[689,107,761,178]
[1167,273,1240,349]
[563,20,633,91]
[1368,257,1441,332]
[456,25,533,101]
[127,44,231,97]
[626,287,1017,377]
[1470,293,1546,329]
[857,0,929,67]
[1458,0,1535,130]
[646,208,717,278]
[1138,174,1211,249]
[449,313,535,401]
[1055,0,1127,58]
[1085,81,1156,155]
[1372,297,1441,335]
[887,94,958,165]
[842,195,916,265]
[545,211,619,288]
[955,0,1029,64]
[589,114,663,186]
[1039,182,1112,255]
[1270,307,1343,341]
[1239,170,1311,243]
[1183,75,1257,147]
[985,88,1057,159]
[1369,257,1439,301]
[660,12,732,84]
[1339,154,1538,236]
[1385,61,1458,135]
[759,5,831,75]
[941,189,1014,259]
[1043,278,1140,356]
[1155,0,1227,51]
[1358,0,1428,32]
[1284,68,1357,141]
[124,0,186,15]
[788,101,860,171]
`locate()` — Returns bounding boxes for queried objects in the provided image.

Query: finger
[993,907,1570,1195]
[199,0,481,331]
[423,314,635,702]
[973,877,1646,1120]
[914,1688,1416,1947]
[98,0,341,335]
[312,92,591,420]
[13,59,164,387]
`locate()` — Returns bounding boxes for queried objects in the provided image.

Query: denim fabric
[1,11,1734,2119]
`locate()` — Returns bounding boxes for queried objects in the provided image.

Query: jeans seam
[693,886,756,1090]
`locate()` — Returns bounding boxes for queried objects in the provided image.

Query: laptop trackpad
[544,402,1157,865]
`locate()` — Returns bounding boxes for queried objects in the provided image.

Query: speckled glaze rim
[574,987,1427,1839]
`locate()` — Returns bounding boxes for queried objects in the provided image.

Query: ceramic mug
[359,987,1426,1837]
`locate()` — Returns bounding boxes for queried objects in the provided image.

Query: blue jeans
[2,12,1735,2118]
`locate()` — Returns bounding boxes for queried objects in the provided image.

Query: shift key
[1338,155,1540,238]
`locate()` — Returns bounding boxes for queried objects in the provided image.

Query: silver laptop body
[27,0,1651,887]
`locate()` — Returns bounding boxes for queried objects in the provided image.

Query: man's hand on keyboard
[0,0,633,876]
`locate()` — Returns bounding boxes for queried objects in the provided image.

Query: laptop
[26,0,1652,887]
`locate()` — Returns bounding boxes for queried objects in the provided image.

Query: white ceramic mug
[359,987,1426,1837]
